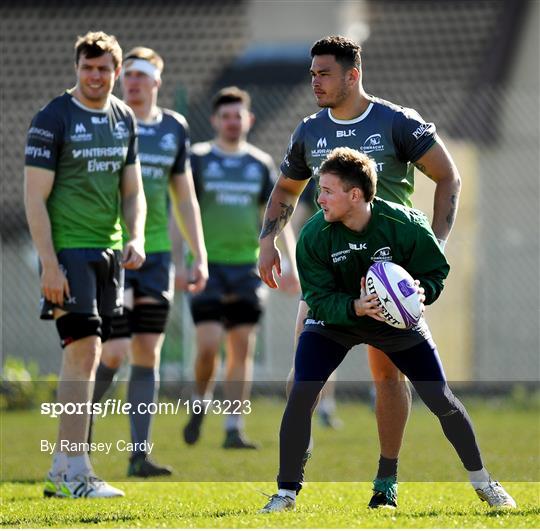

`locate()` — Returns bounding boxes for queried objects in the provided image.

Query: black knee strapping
[223,299,262,328]
[55,313,101,348]
[131,304,169,334]
[108,310,132,340]
[100,315,113,343]
[190,299,223,323]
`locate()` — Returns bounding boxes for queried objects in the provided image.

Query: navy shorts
[124,251,174,304]
[40,248,123,319]
[190,263,265,328]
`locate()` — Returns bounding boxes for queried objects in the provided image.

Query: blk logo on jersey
[305,318,325,326]
[91,116,108,125]
[223,158,241,168]
[349,242,367,250]
[362,134,384,154]
[336,129,356,138]
[138,126,156,136]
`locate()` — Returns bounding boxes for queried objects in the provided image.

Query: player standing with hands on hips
[258,35,462,508]
[259,147,516,512]
[24,31,146,498]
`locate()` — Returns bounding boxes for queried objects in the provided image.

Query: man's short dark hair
[320,147,377,201]
[212,86,251,113]
[311,35,361,70]
[75,31,122,69]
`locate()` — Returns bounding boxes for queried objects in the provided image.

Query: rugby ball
[365,262,422,329]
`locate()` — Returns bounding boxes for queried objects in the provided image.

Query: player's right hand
[258,240,281,289]
[41,262,70,305]
[122,238,146,270]
[186,258,208,294]
[353,277,385,321]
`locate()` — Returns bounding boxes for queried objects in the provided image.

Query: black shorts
[124,251,174,304]
[40,248,123,319]
[190,263,265,328]
[302,317,432,353]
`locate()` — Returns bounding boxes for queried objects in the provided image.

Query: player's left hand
[186,257,208,294]
[354,277,386,321]
[122,239,146,270]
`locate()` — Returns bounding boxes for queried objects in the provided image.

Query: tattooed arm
[414,140,461,250]
[258,174,308,288]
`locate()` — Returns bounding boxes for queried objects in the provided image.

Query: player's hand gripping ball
[366,261,422,329]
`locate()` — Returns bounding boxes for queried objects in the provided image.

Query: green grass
[1,398,539,527]
[1,481,539,528]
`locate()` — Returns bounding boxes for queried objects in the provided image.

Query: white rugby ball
[365,262,422,329]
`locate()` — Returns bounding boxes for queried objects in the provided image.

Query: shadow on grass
[0,479,41,484]
[408,507,536,518]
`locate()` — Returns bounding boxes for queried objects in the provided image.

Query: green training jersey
[191,142,276,265]
[128,109,189,252]
[281,97,437,207]
[25,91,138,250]
[296,197,450,331]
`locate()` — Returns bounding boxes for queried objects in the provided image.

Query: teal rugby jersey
[129,109,189,253]
[296,197,449,329]
[281,97,437,207]
[25,91,138,250]
[191,142,276,265]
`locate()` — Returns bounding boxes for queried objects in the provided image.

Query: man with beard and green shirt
[24,31,146,498]
[89,46,208,478]
[259,147,516,513]
[258,35,462,508]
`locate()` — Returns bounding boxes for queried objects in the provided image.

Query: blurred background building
[1,0,538,386]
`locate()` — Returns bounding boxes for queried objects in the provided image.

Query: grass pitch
[1,397,539,528]
[1,481,539,528]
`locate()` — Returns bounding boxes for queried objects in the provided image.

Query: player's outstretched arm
[169,170,208,293]
[414,140,461,250]
[120,162,146,270]
[24,166,70,305]
[258,174,307,289]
